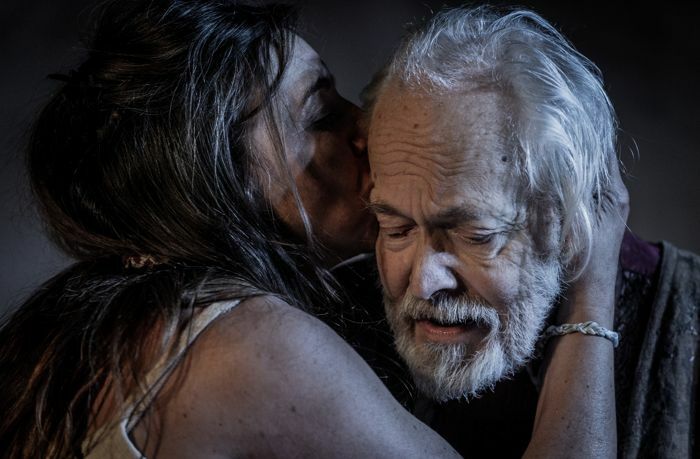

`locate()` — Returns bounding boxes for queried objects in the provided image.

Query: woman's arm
[525,160,628,459]
[526,291,617,459]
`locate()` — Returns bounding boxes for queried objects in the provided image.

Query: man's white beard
[384,258,562,402]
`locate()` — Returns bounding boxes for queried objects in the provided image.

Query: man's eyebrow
[433,206,481,226]
[367,201,406,217]
[368,201,483,226]
[434,206,522,230]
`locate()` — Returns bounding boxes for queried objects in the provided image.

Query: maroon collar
[619,230,661,277]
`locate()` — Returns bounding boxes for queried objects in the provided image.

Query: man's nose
[409,243,459,300]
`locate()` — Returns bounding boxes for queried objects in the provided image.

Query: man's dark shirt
[333,232,700,458]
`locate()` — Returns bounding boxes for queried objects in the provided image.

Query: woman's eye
[309,112,342,131]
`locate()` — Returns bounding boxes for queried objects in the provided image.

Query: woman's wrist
[555,290,616,328]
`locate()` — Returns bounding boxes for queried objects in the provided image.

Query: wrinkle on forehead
[369,83,517,204]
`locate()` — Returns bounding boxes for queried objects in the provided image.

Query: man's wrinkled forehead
[368,81,517,196]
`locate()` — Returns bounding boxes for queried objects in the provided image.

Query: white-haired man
[365,6,700,458]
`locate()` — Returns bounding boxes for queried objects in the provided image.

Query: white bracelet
[541,321,619,348]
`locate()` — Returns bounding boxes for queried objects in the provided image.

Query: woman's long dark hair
[0,1,339,456]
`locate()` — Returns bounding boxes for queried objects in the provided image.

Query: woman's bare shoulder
[138,295,457,458]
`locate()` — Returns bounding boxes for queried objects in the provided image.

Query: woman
[0,0,623,457]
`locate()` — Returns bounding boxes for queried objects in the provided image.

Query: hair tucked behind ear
[0,1,340,456]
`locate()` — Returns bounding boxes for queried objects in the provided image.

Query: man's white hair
[367,6,618,273]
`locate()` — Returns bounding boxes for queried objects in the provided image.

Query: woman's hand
[526,157,628,459]
[557,156,630,327]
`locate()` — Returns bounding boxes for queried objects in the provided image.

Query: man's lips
[414,318,482,344]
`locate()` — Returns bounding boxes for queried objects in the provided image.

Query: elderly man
[364,6,700,458]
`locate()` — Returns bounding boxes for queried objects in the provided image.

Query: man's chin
[397,336,514,402]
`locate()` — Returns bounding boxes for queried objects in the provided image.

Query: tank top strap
[124,299,242,430]
[83,299,243,458]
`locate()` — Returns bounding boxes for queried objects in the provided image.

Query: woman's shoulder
[135,295,454,458]
[187,294,374,402]
[197,294,350,369]
[134,296,373,456]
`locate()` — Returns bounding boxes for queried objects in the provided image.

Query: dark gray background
[2,1,699,315]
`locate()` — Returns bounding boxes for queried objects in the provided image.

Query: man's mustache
[389,292,501,332]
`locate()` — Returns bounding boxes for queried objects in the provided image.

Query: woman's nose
[350,104,368,157]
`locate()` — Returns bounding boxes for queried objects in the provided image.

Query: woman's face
[257,38,376,262]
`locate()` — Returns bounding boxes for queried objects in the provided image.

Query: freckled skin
[369,82,555,347]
